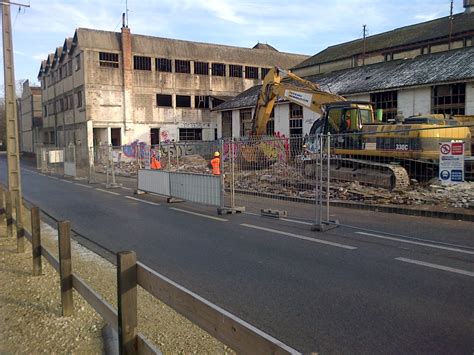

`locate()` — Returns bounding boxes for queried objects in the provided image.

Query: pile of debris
[231,163,474,210]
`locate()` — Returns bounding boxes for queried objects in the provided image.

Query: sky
[0,0,466,91]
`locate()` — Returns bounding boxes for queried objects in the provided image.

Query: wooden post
[5,191,13,238]
[15,203,25,253]
[31,207,42,276]
[117,251,137,355]
[58,220,73,316]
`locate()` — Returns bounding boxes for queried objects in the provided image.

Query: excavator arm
[252,67,346,135]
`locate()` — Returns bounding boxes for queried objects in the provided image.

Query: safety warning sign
[439,142,464,185]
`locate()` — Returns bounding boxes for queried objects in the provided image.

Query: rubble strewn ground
[0,205,233,354]
[94,155,474,211]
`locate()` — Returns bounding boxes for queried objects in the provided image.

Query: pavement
[1,155,473,354]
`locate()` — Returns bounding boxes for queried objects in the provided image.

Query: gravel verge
[1,203,233,354]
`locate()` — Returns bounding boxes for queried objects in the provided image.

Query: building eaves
[293,11,474,70]
[306,46,474,95]
[213,85,262,111]
[74,28,308,68]
[216,46,474,110]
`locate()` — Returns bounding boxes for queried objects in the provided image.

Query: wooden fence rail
[0,184,299,354]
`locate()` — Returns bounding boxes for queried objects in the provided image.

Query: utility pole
[448,0,454,50]
[362,24,367,66]
[2,0,30,252]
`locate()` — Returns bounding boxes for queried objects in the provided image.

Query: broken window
[111,128,121,147]
[175,60,191,73]
[371,91,398,121]
[245,66,258,79]
[156,58,172,72]
[179,128,202,141]
[69,95,74,109]
[194,95,210,109]
[432,83,465,115]
[289,103,303,118]
[212,63,226,76]
[64,96,68,111]
[194,61,209,75]
[76,91,83,108]
[67,60,72,75]
[156,94,172,107]
[176,95,191,108]
[229,64,243,78]
[134,56,152,71]
[240,108,253,136]
[222,111,233,138]
[99,52,119,68]
[150,128,160,145]
[261,67,270,79]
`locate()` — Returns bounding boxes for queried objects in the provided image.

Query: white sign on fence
[439,142,464,184]
[48,150,64,164]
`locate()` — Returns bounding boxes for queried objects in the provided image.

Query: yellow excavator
[241,67,472,189]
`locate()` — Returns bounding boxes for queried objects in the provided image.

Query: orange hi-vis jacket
[211,157,220,175]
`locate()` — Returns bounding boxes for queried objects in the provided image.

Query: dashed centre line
[169,207,228,222]
[356,232,474,255]
[75,183,93,189]
[241,223,357,250]
[125,196,160,206]
[395,257,474,277]
[96,188,120,196]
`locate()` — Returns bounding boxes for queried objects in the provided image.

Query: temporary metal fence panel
[170,172,221,206]
[137,169,170,196]
[224,135,324,222]
[64,144,76,178]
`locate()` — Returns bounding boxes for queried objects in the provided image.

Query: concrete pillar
[121,25,133,131]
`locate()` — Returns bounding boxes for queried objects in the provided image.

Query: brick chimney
[121,13,133,131]
[464,0,474,13]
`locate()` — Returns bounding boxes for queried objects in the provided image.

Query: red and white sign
[439,142,464,185]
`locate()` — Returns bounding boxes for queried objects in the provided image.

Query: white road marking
[280,218,313,226]
[75,183,93,189]
[169,207,228,222]
[125,196,160,206]
[395,257,474,277]
[241,223,357,250]
[96,188,120,196]
[49,176,59,180]
[62,180,74,184]
[121,186,133,191]
[356,232,474,255]
[39,173,46,176]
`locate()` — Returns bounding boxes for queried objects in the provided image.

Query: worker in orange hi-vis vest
[150,151,162,169]
[211,151,221,175]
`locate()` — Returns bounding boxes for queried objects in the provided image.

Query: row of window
[156,94,216,109]
[371,83,466,120]
[44,91,83,116]
[99,51,270,79]
[43,54,81,88]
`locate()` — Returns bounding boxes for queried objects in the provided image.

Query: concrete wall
[19,82,42,153]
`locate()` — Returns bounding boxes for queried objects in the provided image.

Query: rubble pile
[231,163,474,210]
[170,154,212,174]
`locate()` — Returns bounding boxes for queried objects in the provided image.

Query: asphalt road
[1,157,473,354]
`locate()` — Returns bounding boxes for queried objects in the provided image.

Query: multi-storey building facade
[18,80,42,154]
[37,24,307,165]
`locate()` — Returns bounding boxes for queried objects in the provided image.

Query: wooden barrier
[137,262,297,354]
[0,183,298,355]
[31,207,42,276]
[117,251,138,355]
[58,221,74,316]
